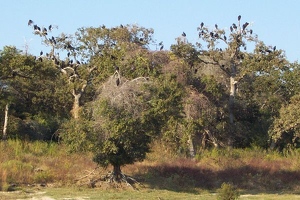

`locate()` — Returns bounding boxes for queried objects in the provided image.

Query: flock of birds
[27,15,274,87]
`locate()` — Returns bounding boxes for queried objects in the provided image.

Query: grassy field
[1,187,300,199]
[0,140,300,199]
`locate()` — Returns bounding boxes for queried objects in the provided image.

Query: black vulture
[115,65,119,72]
[242,22,249,30]
[160,45,164,51]
[249,29,253,34]
[40,51,43,56]
[230,26,233,32]
[215,24,218,29]
[28,20,34,26]
[238,15,241,21]
[67,52,70,57]
[116,78,120,86]
[158,41,163,46]
[200,22,204,28]
[273,46,276,51]
[224,35,227,41]
[49,25,52,31]
[182,32,186,37]
[232,23,237,29]
[43,27,47,35]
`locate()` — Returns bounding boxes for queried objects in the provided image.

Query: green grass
[1,187,300,200]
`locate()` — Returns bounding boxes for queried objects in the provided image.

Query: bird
[200,22,204,28]
[224,35,227,41]
[215,24,218,29]
[273,46,276,51]
[28,20,34,26]
[116,78,120,86]
[67,52,70,57]
[40,51,43,56]
[115,65,119,72]
[160,45,164,51]
[182,32,186,37]
[230,26,233,32]
[48,25,52,31]
[238,15,241,21]
[249,29,253,34]
[43,27,47,35]
[232,23,237,29]
[158,41,163,46]
[242,22,249,30]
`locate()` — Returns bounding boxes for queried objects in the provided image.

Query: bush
[217,182,240,200]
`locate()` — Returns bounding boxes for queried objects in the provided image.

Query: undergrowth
[0,139,300,194]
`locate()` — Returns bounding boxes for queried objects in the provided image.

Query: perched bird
[67,52,70,57]
[273,46,276,51]
[230,26,233,32]
[116,78,120,86]
[158,41,163,46]
[242,22,249,30]
[200,22,204,28]
[238,15,241,21]
[249,29,253,34]
[160,45,164,51]
[182,32,186,37]
[48,25,52,31]
[43,27,47,35]
[40,51,43,56]
[215,24,218,29]
[224,35,227,41]
[232,23,237,29]
[28,19,34,26]
[115,65,119,72]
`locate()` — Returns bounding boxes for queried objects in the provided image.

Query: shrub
[217,182,240,200]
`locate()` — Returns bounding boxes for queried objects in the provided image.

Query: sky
[0,0,299,62]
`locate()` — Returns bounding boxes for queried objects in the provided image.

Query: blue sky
[1,0,299,62]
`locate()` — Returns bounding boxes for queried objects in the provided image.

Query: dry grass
[0,139,300,195]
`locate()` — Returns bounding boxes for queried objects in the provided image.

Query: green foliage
[269,94,300,150]
[217,182,240,200]
[59,118,95,152]
[92,99,151,168]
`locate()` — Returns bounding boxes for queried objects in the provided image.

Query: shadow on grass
[133,159,300,193]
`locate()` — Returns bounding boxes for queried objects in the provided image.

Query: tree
[28,22,156,120]
[90,76,154,184]
[195,16,260,146]
[89,61,184,184]
[269,94,300,150]
[0,46,70,140]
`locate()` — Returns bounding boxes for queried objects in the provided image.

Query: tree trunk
[71,83,87,119]
[71,92,81,119]
[187,134,195,158]
[228,63,237,147]
[2,103,9,140]
[112,164,122,182]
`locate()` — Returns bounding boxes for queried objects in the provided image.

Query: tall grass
[0,139,299,194]
[0,139,96,191]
